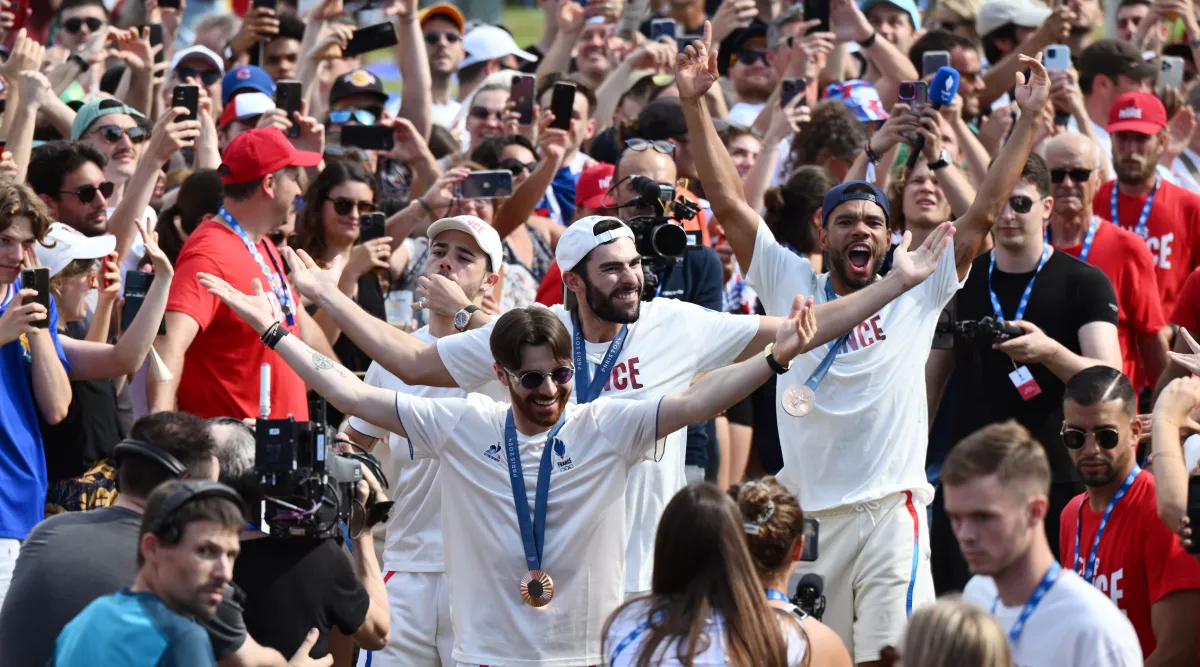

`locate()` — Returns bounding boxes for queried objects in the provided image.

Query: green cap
[70,98,147,141]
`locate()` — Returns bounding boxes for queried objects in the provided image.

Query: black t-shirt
[949,250,1118,481]
[233,537,369,659]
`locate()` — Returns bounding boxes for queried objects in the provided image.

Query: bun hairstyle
[729,477,805,574]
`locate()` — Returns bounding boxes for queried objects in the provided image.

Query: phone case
[340,125,394,151]
[511,75,536,126]
[172,86,199,122]
[344,23,399,57]
[550,83,575,131]
[20,268,49,329]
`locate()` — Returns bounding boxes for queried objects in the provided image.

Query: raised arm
[912,106,977,217]
[593,40,676,132]
[829,0,918,91]
[978,7,1070,108]
[535,3,586,84]
[1150,373,1200,535]
[492,124,569,239]
[391,0,432,139]
[743,97,807,213]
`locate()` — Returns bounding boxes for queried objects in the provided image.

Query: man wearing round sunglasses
[54,0,108,54]
[419,3,467,128]
[1058,365,1200,663]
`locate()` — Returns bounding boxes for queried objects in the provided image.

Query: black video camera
[623,176,701,300]
[951,316,1025,346]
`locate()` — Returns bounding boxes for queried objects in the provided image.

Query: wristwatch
[928,150,952,171]
[454,305,480,332]
[764,343,791,375]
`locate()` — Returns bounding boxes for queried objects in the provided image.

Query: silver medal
[782,384,815,417]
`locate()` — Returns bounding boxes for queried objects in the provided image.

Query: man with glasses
[419,3,467,128]
[1058,366,1200,663]
[327,69,389,147]
[719,25,777,126]
[26,142,112,238]
[71,99,149,213]
[164,46,226,119]
[53,0,108,54]
[1044,132,1167,391]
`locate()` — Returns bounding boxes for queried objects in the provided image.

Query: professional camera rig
[621,176,702,300]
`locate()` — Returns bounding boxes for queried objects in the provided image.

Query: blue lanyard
[992,561,1061,644]
[1045,216,1099,263]
[1111,177,1158,240]
[571,314,628,404]
[504,410,566,574]
[1074,465,1141,583]
[218,207,295,326]
[608,611,665,666]
[987,244,1049,322]
[803,279,852,391]
[766,588,790,602]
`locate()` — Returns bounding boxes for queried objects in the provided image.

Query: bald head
[1044,132,1099,171]
[1044,132,1100,219]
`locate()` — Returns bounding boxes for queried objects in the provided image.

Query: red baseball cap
[1107,92,1167,136]
[218,128,322,185]
[575,162,616,209]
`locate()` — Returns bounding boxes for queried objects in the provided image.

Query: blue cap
[222,66,275,106]
[858,0,922,30]
[821,181,891,227]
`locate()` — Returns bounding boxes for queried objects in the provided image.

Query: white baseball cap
[169,45,225,79]
[555,216,635,272]
[35,223,116,278]
[458,25,537,70]
[976,0,1050,38]
[426,215,505,272]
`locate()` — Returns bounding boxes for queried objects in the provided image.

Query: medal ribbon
[992,561,1061,644]
[571,313,628,404]
[504,410,566,575]
[1110,176,1157,240]
[802,279,852,392]
[1044,216,1099,263]
[218,207,295,326]
[765,588,790,602]
[1074,465,1141,583]
[987,243,1049,322]
[608,611,665,666]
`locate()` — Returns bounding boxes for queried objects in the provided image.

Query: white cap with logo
[35,223,116,278]
[555,216,635,272]
[426,215,505,271]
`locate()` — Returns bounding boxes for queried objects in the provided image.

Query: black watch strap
[260,322,290,349]
[462,305,481,315]
[765,344,790,375]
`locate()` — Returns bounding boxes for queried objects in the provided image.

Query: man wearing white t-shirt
[948,421,1143,666]
[194,265,848,665]
[676,22,1054,663]
[344,216,503,667]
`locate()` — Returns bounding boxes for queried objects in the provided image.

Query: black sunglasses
[469,106,505,121]
[424,31,461,45]
[624,138,675,155]
[500,158,537,176]
[1007,195,1036,214]
[93,125,148,145]
[331,197,374,215]
[174,67,223,86]
[736,50,768,66]
[507,365,574,390]
[63,17,104,33]
[1061,426,1121,450]
[61,182,115,203]
[1050,168,1092,184]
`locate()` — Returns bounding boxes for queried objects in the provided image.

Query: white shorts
[793,490,934,663]
[356,571,453,667]
[0,539,19,611]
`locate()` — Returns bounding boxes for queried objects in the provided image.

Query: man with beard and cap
[1096,92,1200,315]
[1056,366,1200,663]
[720,25,777,126]
[677,20,1060,664]
[1071,41,1157,181]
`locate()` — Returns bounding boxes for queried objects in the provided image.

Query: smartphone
[800,517,819,562]
[252,0,276,8]
[343,22,399,57]
[147,24,164,64]
[342,0,390,11]
[922,50,950,78]
[803,0,830,36]
[157,0,180,7]
[780,78,806,108]
[898,80,928,104]
[1162,56,1186,88]
[1054,111,1072,126]
[275,79,302,139]
[359,212,386,243]
[511,74,536,126]
[20,267,49,329]
[172,84,199,123]
[650,18,677,41]
[1044,44,1072,72]
[457,170,514,199]
[549,81,576,131]
[340,124,395,151]
[1187,476,1200,554]
[121,271,165,334]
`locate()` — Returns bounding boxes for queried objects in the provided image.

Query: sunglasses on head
[174,67,222,87]
[330,197,374,215]
[1061,426,1121,450]
[469,106,505,121]
[500,158,537,175]
[93,125,148,145]
[61,182,115,203]
[507,365,575,390]
[328,108,378,126]
[1007,195,1036,214]
[424,31,461,45]
[624,138,675,155]
[735,50,768,66]
[63,17,104,33]
[1050,168,1092,184]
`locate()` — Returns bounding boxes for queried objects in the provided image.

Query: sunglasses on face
[174,67,222,86]
[1007,195,1036,214]
[328,108,378,126]
[424,31,461,45]
[735,50,768,66]
[1061,426,1121,450]
[469,106,505,122]
[507,365,575,390]
[500,158,537,175]
[63,17,104,33]
[1050,168,1092,184]
[61,182,115,204]
[330,197,374,215]
[624,138,675,155]
[93,125,148,145]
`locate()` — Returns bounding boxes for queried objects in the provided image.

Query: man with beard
[26,143,112,239]
[1096,92,1200,315]
[148,129,327,421]
[678,22,1048,663]
[719,25,777,126]
[574,18,616,91]
[1072,41,1157,181]
[420,4,467,127]
[50,480,244,667]
[1062,0,1103,53]
[1044,132,1167,389]
[1057,366,1200,663]
[195,267,845,665]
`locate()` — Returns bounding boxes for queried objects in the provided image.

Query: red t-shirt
[1054,219,1166,386]
[1095,179,1200,314]
[167,220,308,421]
[1170,267,1200,334]
[1059,471,1200,657]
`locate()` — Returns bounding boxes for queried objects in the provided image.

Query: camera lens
[649,223,688,258]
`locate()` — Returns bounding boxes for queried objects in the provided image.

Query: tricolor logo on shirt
[552,439,574,472]
[483,443,502,464]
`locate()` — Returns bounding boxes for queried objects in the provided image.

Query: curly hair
[785,101,868,176]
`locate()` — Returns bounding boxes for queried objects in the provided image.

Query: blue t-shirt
[53,589,216,667]
[0,279,70,540]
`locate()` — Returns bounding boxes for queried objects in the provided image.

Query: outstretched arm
[1150,374,1200,535]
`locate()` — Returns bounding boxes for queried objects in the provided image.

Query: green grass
[503,5,546,49]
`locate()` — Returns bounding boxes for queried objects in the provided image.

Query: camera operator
[936,153,1123,593]
[220,419,390,662]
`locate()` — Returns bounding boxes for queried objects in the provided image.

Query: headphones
[112,439,188,479]
[145,480,245,545]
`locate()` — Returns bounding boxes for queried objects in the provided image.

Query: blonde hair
[901,598,1012,667]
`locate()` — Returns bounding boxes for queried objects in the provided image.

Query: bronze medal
[520,570,555,607]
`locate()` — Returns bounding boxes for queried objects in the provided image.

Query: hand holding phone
[343,22,400,57]
[781,78,806,108]
[457,170,514,199]
[19,267,49,329]
[172,84,199,123]
[549,82,576,131]
[511,74,537,126]
[898,81,929,104]
[275,80,302,138]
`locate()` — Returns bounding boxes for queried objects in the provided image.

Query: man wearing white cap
[163,45,226,118]
[346,215,503,667]
[457,25,537,101]
[218,92,276,153]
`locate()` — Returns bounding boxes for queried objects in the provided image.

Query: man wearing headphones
[50,478,245,666]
